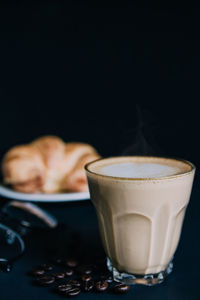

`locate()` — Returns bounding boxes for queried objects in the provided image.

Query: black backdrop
[0,1,199,166]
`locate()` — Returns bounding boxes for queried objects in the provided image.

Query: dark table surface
[0,177,199,300]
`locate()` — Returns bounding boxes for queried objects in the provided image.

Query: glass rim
[85,156,196,181]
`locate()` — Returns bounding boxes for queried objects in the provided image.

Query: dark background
[0,3,200,299]
[0,1,199,165]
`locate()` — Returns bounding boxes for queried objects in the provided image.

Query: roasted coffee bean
[67,280,81,287]
[76,265,93,275]
[64,258,78,268]
[31,269,45,276]
[81,274,92,282]
[95,280,109,292]
[66,287,81,297]
[113,283,130,294]
[57,284,73,293]
[52,272,65,279]
[36,275,55,286]
[65,268,74,276]
[39,263,54,271]
[82,280,94,292]
[100,274,113,283]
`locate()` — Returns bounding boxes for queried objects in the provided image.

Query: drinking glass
[85,156,195,285]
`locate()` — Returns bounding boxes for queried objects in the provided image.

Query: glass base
[107,257,173,286]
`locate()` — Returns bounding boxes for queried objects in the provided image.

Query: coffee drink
[97,161,186,178]
[85,156,195,285]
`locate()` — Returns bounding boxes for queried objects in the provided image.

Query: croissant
[2,136,100,193]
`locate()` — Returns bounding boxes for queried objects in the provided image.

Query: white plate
[0,184,90,202]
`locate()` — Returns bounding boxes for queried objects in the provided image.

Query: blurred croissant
[1,136,100,193]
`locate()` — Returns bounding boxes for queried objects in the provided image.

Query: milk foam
[99,162,181,178]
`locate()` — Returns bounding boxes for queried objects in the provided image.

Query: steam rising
[122,105,159,156]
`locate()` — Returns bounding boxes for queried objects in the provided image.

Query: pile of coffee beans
[27,257,131,297]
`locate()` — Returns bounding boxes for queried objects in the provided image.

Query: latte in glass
[85,156,195,285]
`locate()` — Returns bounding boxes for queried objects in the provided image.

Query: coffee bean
[31,269,45,276]
[57,284,73,293]
[76,265,93,275]
[66,287,81,297]
[100,274,113,283]
[81,274,92,282]
[36,275,55,286]
[67,280,81,287]
[39,263,54,271]
[65,268,74,276]
[52,272,65,279]
[113,283,130,294]
[82,280,94,292]
[64,258,78,268]
[95,280,109,292]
